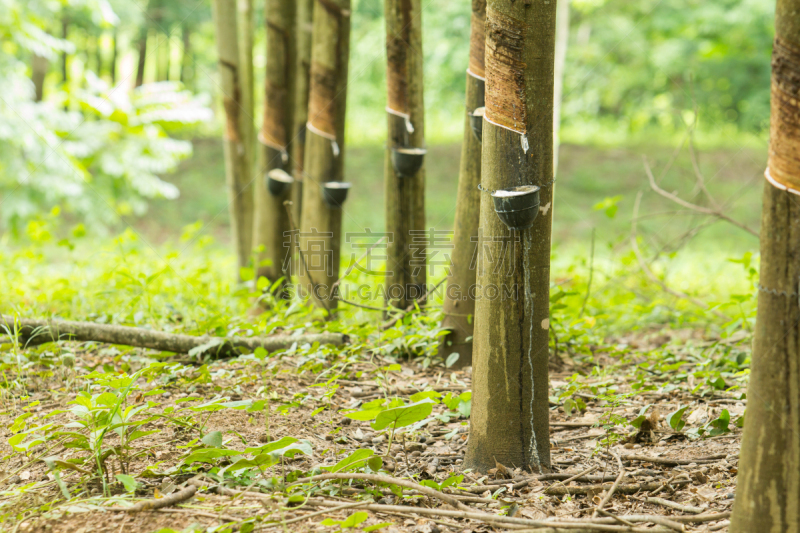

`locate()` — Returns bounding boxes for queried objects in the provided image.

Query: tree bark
[1,316,347,358]
[238,0,256,194]
[213,0,255,275]
[157,30,170,81]
[439,0,486,368]
[111,30,118,84]
[32,54,47,102]
[730,2,800,530]
[135,26,148,87]
[94,33,104,78]
[383,0,426,310]
[180,24,192,88]
[291,0,315,228]
[298,0,351,310]
[254,0,297,284]
[463,0,557,474]
[61,17,68,87]
[552,0,569,177]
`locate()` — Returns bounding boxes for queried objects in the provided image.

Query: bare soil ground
[0,329,741,533]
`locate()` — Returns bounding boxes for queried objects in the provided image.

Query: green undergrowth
[0,223,757,531]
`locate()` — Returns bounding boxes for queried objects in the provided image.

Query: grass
[138,138,765,258]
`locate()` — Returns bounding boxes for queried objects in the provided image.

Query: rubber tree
[552,0,569,176]
[32,54,47,102]
[730,1,800,530]
[238,0,256,184]
[298,0,351,310]
[291,0,315,227]
[439,0,486,368]
[253,0,296,282]
[384,0,426,310]
[463,0,557,473]
[212,0,255,274]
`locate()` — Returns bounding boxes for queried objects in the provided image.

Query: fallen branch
[551,422,597,429]
[593,453,625,518]
[304,498,674,532]
[630,193,731,321]
[620,453,727,466]
[290,473,470,510]
[1,315,348,357]
[255,500,371,530]
[121,484,197,512]
[545,466,599,497]
[645,497,704,514]
[545,480,690,496]
[155,507,238,522]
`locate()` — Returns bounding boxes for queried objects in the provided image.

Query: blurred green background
[0,0,773,265]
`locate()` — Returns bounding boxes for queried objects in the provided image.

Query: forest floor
[1,138,757,532]
[0,323,744,533]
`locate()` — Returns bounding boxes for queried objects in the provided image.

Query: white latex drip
[523,230,541,469]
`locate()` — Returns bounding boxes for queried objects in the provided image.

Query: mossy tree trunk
[253,0,296,284]
[463,0,557,474]
[384,0,426,310]
[291,0,315,228]
[298,0,351,310]
[212,0,255,275]
[440,0,486,368]
[730,1,800,530]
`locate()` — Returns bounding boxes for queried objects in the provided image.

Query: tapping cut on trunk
[463,0,557,474]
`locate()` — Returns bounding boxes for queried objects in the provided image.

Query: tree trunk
[238,0,256,188]
[180,24,192,88]
[730,2,800,530]
[212,0,255,275]
[94,33,104,77]
[552,0,569,176]
[135,26,148,87]
[298,0,351,310]
[111,30,118,84]
[384,0,426,310]
[32,54,48,102]
[439,0,486,368]
[254,0,296,284]
[61,17,68,87]
[157,31,170,81]
[291,0,315,228]
[463,0,557,474]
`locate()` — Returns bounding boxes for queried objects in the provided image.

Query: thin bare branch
[643,157,757,237]
[630,193,732,321]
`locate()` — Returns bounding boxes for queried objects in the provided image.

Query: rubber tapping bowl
[469,107,485,143]
[322,181,352,208]
[491,185,541,231]
[266,168,294,196]
[391,147,427,177]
